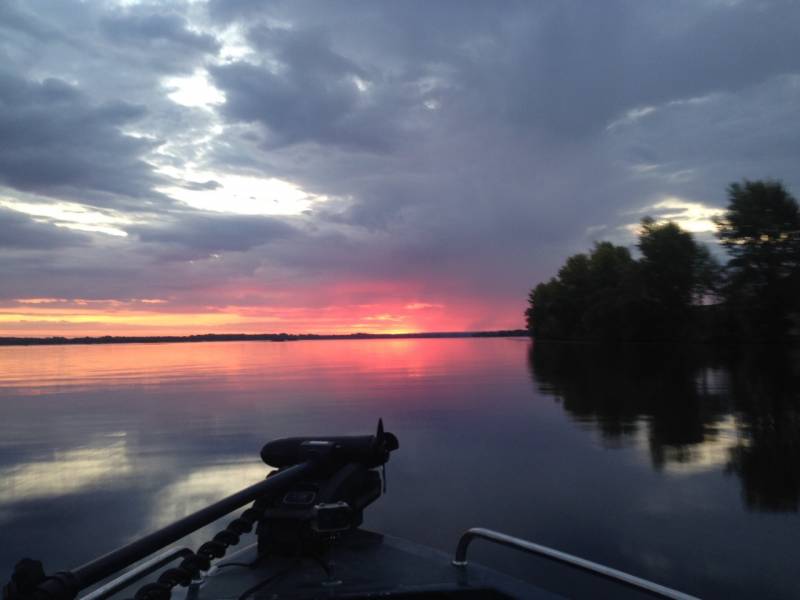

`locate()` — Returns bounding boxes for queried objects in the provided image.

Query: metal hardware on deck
[78,548,193,600]
[452,528,700,600]
[7,461,317,600]
[72,461,316,590]
[5,422,399,600]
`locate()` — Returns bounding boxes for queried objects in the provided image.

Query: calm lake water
[0,338,798,598]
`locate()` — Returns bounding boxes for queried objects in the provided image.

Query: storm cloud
[0,207,90,250]
[0,71,164,207]
[132,211,298,255]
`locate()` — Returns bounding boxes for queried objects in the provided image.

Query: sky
[1,0,799,336]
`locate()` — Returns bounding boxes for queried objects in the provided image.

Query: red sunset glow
[0,293,524,337]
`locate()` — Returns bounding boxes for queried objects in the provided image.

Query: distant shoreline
[0,330,529,347]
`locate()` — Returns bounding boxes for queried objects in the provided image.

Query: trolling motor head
[260,418,399,470]
[256,420,399,557]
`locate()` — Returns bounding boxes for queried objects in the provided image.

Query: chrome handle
[453,528,700,600]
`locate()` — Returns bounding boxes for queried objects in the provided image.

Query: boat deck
[191,529,562,599]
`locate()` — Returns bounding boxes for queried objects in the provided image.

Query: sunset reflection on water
[0,339,525,530]
[0,338,512,393]
[0,338,798,599]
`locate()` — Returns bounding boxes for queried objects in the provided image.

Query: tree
[714,180,800,339]
[580,242,641,340]
[637,217,720,338]
[526,253,593,339]
[526,242,639,340]
[639,218,700,305]
[526,220,718,341]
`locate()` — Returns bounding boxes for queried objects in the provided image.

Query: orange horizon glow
[0,296,523,338]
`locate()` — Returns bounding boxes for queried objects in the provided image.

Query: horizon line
[0,329,530,347]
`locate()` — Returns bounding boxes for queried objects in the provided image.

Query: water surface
[0,339,798,598]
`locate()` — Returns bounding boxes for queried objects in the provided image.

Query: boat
[3,421,698,600]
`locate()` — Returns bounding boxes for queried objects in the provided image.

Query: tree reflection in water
[528,341,800,512]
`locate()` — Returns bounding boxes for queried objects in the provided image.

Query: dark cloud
[206,0,270,23]
[131,211,298,255]
[101,12,219,55]
[206,0,800,249]
[209,1,800,142]
[181,180,222,191]
[607,73,800,202]
[0,70,167,208]
[0,0,220,80]
[0,0,67,43]
[0,207,90,249]
[504,0,800,139]
[210,27,409,152]
[98,10,221,77]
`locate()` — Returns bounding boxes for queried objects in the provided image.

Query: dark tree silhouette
[527,180,800,341]
[715,180,800,340]
[527,220,716,341]
[526,242,642,340]
[638,217,720,339]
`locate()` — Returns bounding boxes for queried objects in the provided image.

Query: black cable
[126,495,271,600]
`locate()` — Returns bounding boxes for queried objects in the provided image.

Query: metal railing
[452,528,700,600]
[14,461,317,600]
[78,548,193,600]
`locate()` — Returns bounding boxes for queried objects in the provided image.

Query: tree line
[0,330,529,346]
[526,180,800,341]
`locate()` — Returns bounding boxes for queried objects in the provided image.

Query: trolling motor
[3,421,398,600]
[256,419,399,557]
